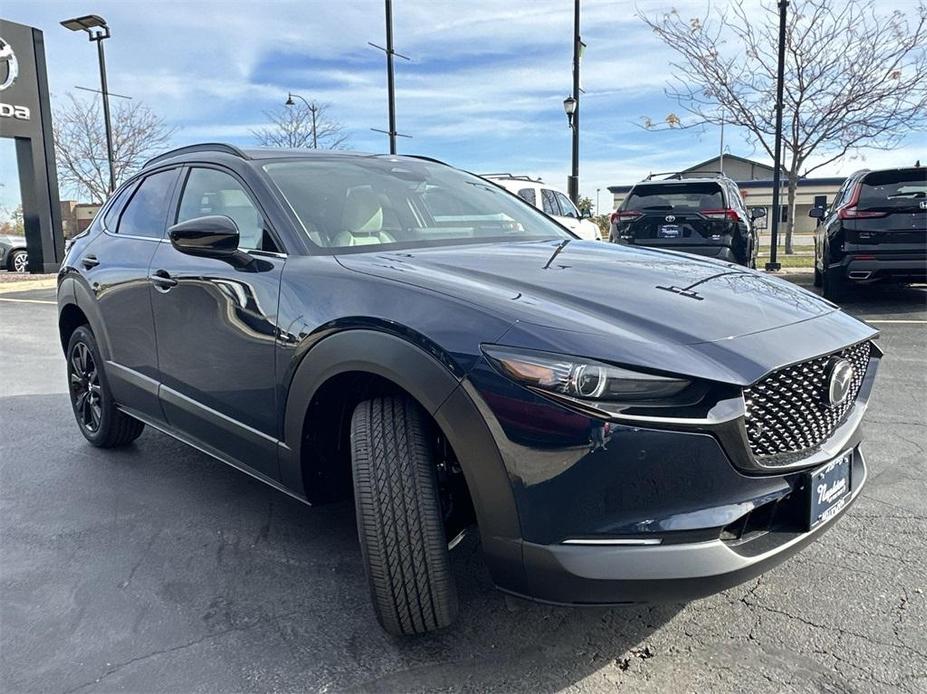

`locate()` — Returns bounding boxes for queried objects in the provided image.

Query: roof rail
[644,170,727,181]
[480,173,543,182]
[143,143,249,169]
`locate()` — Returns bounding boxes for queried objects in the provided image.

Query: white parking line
[0,297,56,305]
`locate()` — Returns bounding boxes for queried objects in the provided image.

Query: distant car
[811,165,927,300]
[482,174,601,240]
[0,234,28,272]
[610,173,763,267]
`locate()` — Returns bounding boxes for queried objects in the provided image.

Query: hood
[337,239,837,347]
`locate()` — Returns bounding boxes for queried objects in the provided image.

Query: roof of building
[680,153,784,176]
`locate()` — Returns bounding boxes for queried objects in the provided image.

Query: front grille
[743,341,871,463]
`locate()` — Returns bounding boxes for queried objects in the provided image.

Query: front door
[148,166,285,480]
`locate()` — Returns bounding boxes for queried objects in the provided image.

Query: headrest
[342,188,383,233]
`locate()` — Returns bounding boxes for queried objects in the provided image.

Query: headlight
[482,345,691,405]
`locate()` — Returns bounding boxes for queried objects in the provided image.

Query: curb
[0,278,57,294]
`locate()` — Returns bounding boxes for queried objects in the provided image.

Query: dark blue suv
[58,144,880,635]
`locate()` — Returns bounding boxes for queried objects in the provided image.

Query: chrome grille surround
[743,341,872,464]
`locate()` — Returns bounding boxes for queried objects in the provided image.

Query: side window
[517,187,537,207]
[102,182,136,230]
[177,168,277,252]
[541,189,561,216]
[555,191,579,218]
[117,169,178,239]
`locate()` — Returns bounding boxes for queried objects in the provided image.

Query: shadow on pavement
[2,394,678,693]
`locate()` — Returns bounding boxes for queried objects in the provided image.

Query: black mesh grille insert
[743,342,871,462]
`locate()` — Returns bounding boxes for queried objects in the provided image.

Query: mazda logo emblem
[825,358,854,407]
[665,215,676,223]
[0,38,18,92]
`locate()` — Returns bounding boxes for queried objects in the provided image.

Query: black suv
[610,173,763,267]
[58,144,879,635]
[811,165,927,299]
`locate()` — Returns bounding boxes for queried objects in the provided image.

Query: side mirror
[750,207,767,220]
[169,215,240,258]
[808,207,825,219]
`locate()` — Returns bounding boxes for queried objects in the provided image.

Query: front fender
[280,329,526,591]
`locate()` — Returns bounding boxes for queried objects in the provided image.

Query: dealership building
[609,154,845,235]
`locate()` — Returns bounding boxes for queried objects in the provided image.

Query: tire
[822,266,847,302]
[67,326,145,447]
[9,249,28,273]
[351,396,458,635]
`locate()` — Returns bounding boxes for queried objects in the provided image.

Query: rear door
[616,182,734,252]
[80,168,181,422]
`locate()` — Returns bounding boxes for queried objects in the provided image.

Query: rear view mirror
[169,215,240,258]
[808,207,825,219]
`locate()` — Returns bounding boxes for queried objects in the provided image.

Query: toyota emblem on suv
[826,358,855,407]
[665,215,676,223]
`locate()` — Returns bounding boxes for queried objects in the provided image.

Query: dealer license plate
[658,225,681,238]
[807,451,852,529]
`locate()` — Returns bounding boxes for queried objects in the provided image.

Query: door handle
[81,255,100,269]
[150,269,177,291]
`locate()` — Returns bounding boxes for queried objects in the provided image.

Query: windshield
[262,158,572,251]
[624,183,724,212]
[859,169,927,210]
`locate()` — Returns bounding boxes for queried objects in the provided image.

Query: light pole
[285,92,318,149]
[61,15,115,194]
[765,0,788,272]
[563,0,582,204]
[596,187,601,215]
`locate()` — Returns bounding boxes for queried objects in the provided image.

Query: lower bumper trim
[507,448,867,606]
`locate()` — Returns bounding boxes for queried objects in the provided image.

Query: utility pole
[569,0,581,204]
[765,0,788,272]
[369,0,410,153]
[719,108,725,174]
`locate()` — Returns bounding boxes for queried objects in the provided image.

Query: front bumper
[510,448,866,604]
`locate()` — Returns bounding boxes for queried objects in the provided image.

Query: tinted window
[177,168,276,251]
[262,158,571,251]
[555,191,579,218]
[858,169,927,210]
[625,183,723,212]
[117,169,177,238]
[541,189,560,215]
[517,188,537,206]
[102,183,136,230]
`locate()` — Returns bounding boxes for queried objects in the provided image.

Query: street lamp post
[563,0,582,204]
[765,0,788,272]
[285,92,318,149]
[61,15,115,194]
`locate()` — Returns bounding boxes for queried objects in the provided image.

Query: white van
[482,174,602,240]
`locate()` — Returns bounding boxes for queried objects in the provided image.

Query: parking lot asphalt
[1,277,925,694]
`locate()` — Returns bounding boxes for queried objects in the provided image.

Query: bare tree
[252,100,349,150]
[54,92,175,204]
[639,0,927,253]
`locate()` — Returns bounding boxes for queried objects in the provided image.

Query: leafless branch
[639,0,927,252]
[53,92,175,203]
[251,99,349,150]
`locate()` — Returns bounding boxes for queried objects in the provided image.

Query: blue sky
[2,0,925,213]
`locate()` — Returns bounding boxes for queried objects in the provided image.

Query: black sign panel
[0,19,63,272]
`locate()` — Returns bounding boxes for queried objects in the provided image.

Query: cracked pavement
[1,278,925,693]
